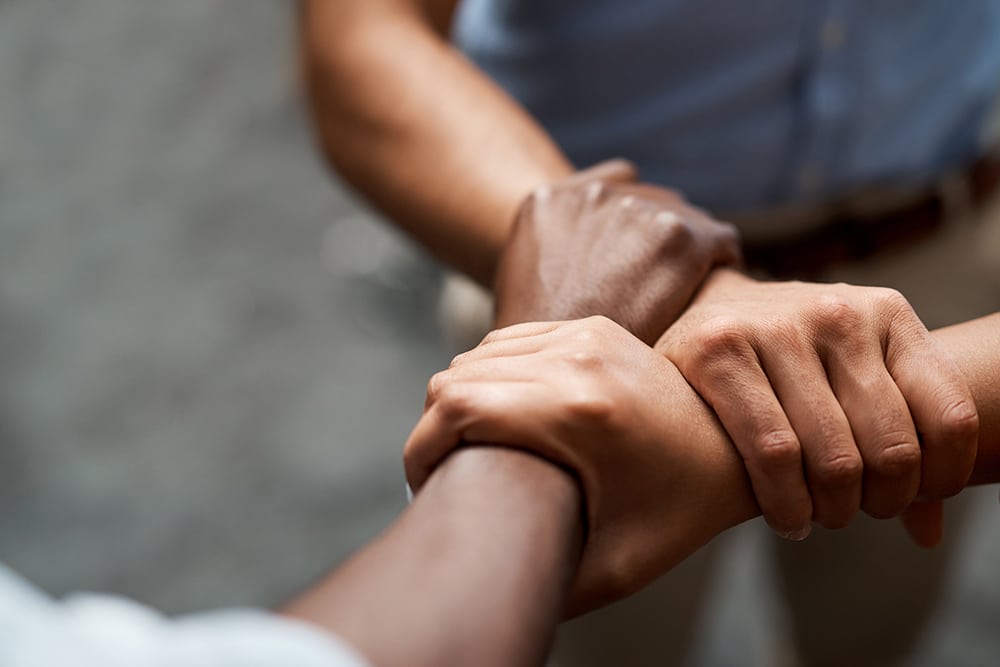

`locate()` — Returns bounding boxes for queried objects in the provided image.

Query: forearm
[932,312,1000,484]
[300,0,572,284]
[283,447,582,667]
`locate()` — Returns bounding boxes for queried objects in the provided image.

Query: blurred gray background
[0,2,997,665]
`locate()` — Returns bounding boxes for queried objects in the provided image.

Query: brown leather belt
[736,154,1000,280]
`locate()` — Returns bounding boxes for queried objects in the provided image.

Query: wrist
[684,266,756,308]
[433,447,582,530]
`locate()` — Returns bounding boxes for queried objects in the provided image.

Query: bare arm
[279,314,998,666]
[300,0,573,284]
[283,447,582,667]
[404,313,1000,615]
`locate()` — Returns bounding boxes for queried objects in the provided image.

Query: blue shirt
[454,0,1000,213]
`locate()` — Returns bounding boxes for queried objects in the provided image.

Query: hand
[404,316,758,614]
[494,159,741,344]
[656,269,979,542]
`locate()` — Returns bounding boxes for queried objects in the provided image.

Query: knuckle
[693,316,749,359]
[614,194,637,211]
[715,220,741,245]
[479,328,504,347]
[566,388,616,426]
[813,452,864,489]
[923,397,979,498]
[811,291,862,336]
[425,370,449,404]
[566,350,604,372]
[939,397,980,444]
[436,382,473,422]
[652,211,695,253]
[870,439,922,478]
[570,323,601,349]
[573,316,616,345]
[447,351,472,369]
[584,314,616,331]
[876,286,912,312]
[875,287,919,326]
[583,181,608,205]
[599,550,644,603]
[753,430,801,471]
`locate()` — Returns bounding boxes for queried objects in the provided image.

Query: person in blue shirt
[300,2,1000,665]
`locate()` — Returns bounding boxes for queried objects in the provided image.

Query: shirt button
[821,19,846,51]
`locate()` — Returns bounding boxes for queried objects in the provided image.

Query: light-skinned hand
[404,316,758,615]
[656,268,979,543]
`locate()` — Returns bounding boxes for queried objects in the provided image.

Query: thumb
[899,499,944,548]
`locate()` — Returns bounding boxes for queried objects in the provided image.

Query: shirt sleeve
[0,564,370,667]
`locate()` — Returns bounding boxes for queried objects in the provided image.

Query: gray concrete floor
[0,2,997,665]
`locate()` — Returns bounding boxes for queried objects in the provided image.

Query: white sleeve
[0,564,370,667]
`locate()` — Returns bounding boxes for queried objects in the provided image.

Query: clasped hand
[405,316,757,614]
[494,159,741,342]
[405,160,980,612]
[658,268,979,543]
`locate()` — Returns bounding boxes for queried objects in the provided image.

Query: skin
[405,317,758,614]
[300,0,978,540]
[405,313,1000,616]
[278,319,996,663]
[299,0,571,285]
[494,160,741,345]
[284,446,583,667]
[495,172,977,544]
[657,269,979,538]
[934,314,1000,485]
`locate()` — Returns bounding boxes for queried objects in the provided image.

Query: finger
[456,317,616,367]
[407,384,470,489]
[688,338,813,538]
[426,346,545,410]
[476,321,565,346]
[442,354,549,387]
[761,346,862,529]
[404,381,566,491]
[899,500,944,548]
[826,341,921,519]
[566,158,638,186]
[887,331,979,499]
[449,332,555,368]
[611,182,684,206]
[408,380,528,489]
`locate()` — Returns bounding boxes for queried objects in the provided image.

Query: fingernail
[780,525,812,541]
